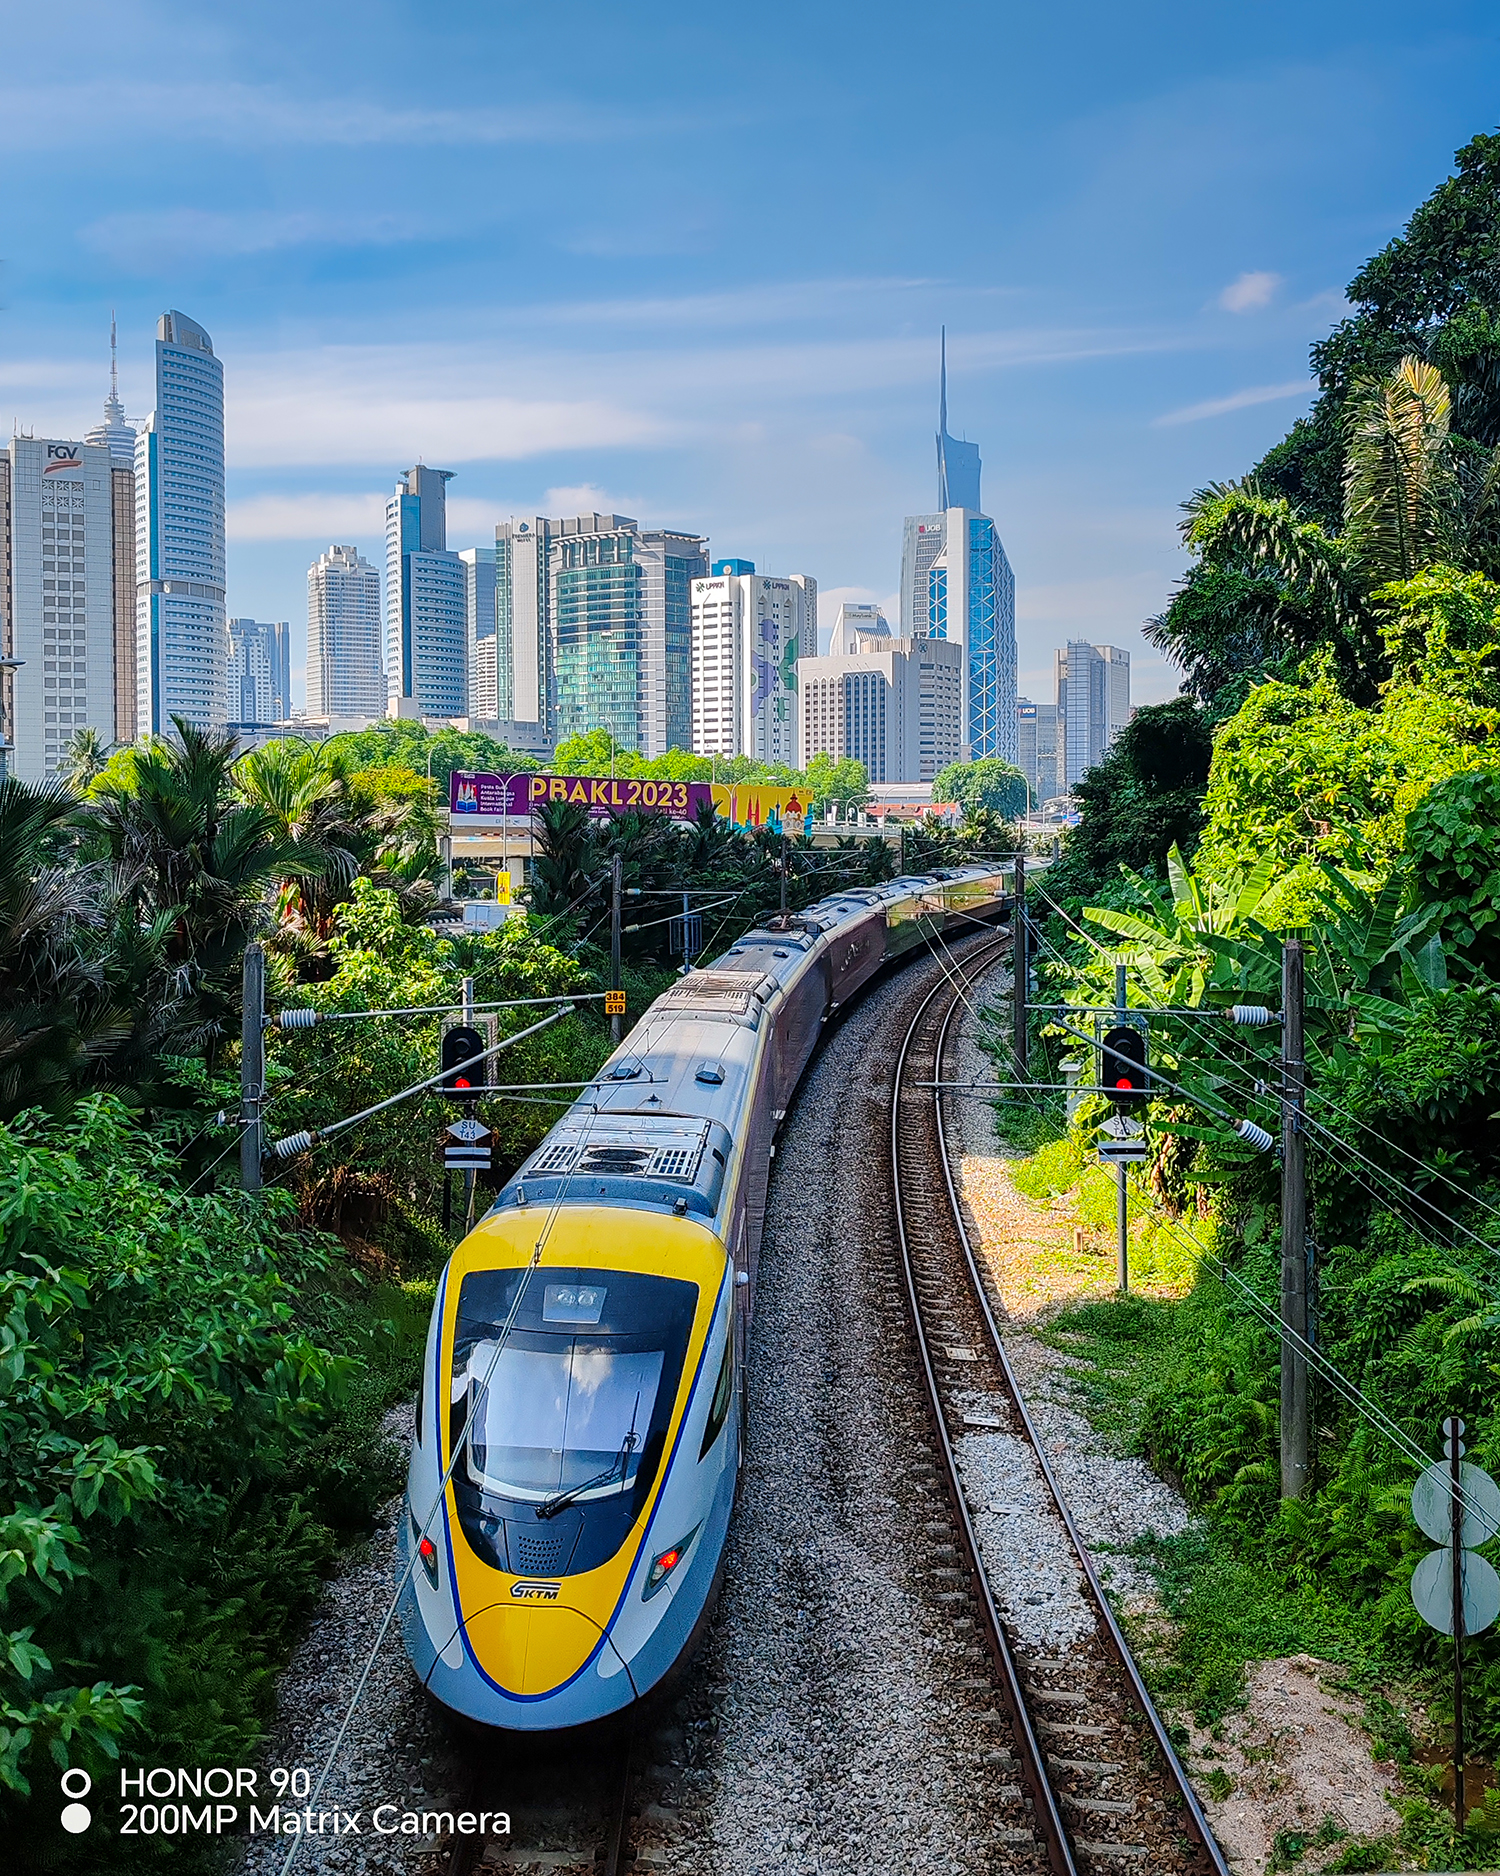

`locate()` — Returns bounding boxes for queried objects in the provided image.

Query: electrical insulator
[1228,1005,1279,1027]
[1099,1025,1148,1113]
[273,1129,316,1160]
[277,1008,320,1029]
[1233,1118,1275,1152]
[440,1025,486,1102]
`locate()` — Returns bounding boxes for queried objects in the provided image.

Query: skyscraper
[460,546,498,721]
[689,564,816,765]
[4,436,119,780]
[936,328,981,513]
[85,316,140,745]
[797,609,963,784]
[1055,642,1130,788]
[898,339,1018,764]
[494,512,708,757]
[1015,699,1062,805]
[386,466,465,719]
[136,311,227,735]
[308,543,384,720]
[227,619,291,731]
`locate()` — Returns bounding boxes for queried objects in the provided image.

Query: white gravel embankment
[668,964,1035,1876]
[235,1400,457,1876]
[237,951,1031,1876]
[942,960,1191,1629]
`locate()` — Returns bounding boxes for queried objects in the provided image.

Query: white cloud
[227,493,386,542]
[81,207,426,267]
[1217,270,1283,313]
[225,352,676,467]
[1153,379,1314,427]
[542,484,639,518]
[0,80,692,149]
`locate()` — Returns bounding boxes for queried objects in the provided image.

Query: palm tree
[1151,356,1500,706]
[58,726,114,793]
[233,737,362,934]
[90,718,314,1054]
[0,775,153,1116]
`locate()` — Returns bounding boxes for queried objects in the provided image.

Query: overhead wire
[276,1063,634,1876]
[1024,878,1500,1262]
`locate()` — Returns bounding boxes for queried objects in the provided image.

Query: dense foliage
[932,757,1029,820]
[0,1099,402,1870]
[1002,134,1500,1863]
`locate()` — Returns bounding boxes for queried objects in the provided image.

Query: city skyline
[5,4,1493,722]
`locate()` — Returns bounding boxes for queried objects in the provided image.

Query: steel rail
[928,957,1233,1876]
[890,934,1077,1876]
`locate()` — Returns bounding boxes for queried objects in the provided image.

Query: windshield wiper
[535,1428,639,1521]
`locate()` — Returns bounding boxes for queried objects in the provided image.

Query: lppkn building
[898,335,1017,764]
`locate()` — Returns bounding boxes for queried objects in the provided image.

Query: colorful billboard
[450,771,807,834]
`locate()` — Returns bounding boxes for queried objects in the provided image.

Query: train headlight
[643,1525,700,1600]
[411,1513,439,1588]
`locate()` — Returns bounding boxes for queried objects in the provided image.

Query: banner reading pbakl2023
[449,771,808,834]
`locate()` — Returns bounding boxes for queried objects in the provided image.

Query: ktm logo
[510,1581,560,1602]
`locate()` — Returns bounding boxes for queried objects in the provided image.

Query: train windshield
[448,1267,698,1577]
[459,1340,665,1501]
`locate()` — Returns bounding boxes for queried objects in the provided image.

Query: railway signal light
[1100,1024,1148,1114]
[439,1024,486,1102]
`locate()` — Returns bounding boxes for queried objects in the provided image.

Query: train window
[543,1282,607,1324]
[699,1330,734,1459]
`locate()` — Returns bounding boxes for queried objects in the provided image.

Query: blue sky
[3,0,1498,709]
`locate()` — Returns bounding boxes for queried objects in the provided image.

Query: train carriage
[399,862,1013,1732]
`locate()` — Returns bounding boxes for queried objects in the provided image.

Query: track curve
[890,934,1231,1876]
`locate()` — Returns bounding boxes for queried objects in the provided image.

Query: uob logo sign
[44,443,83,477]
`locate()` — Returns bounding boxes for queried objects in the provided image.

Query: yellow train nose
[463,1597,613,1697]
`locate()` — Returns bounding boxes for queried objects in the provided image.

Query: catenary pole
[610,853,623,1046]
[462,974,477,1232]
[1012,849,1028,1077]
[1115,959,1129,1295]
[240,943,265,1193]
[1280,939,1308,1498]
[1451,1415,1467,1829]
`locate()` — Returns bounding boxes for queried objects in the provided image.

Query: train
[398,861,1013,1732]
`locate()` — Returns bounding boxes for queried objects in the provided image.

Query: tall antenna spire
[109,309,119,403]
[939,324,948,438]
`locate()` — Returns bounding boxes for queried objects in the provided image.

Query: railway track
[888,933,1231,1876]
[439,1725,640,1875]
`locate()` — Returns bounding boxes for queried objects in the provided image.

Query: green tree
[1048,700,1215,896]
[0,1098,349,1819]
[57,728,113,794]
[932,757,1029,820]
[322,721,538,789]
[90,720,311,1056]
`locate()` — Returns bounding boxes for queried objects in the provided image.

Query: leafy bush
[0,1097,390,1865]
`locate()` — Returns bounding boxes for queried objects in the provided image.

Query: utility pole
[610,853,624,1046]
[1450,1415,1468,1830]
[240,943,265,1193]
[1012,849,1028,1077]
[1115,959,1129,1295]
[779,832,789,927]
[461,975,477,1231]
[1280,938,1308,1498]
